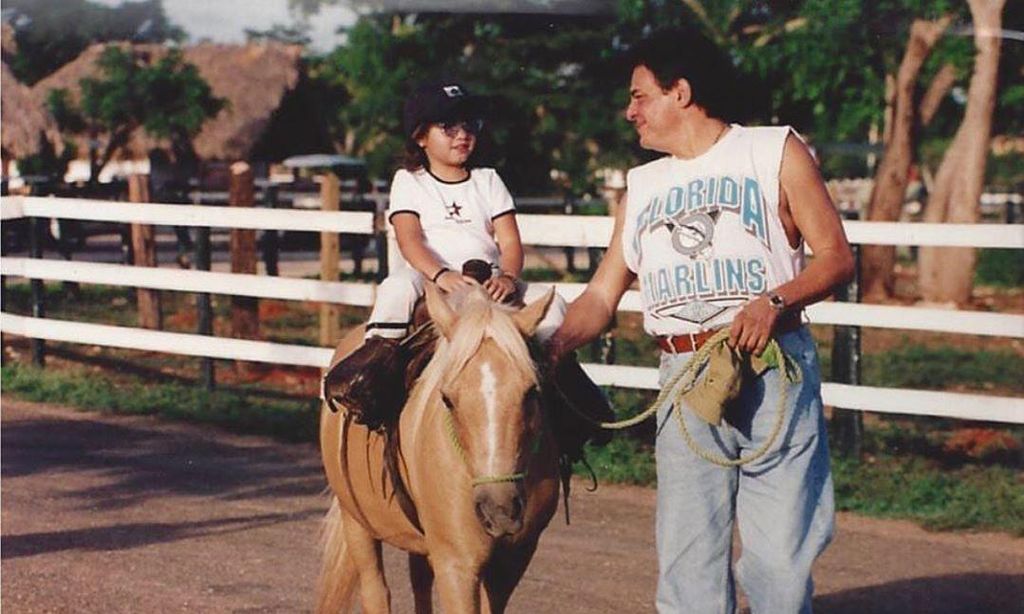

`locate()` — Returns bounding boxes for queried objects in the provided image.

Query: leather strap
[656,312,803,354]
[656,329,720,353]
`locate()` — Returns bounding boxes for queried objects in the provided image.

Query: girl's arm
[486,213,524,302]
[391,212,471,293]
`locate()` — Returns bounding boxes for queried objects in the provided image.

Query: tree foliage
[3,0,184,84]
[311,13,632,195]
[47,46,225,181]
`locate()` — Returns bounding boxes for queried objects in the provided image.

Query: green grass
[2,362,318,443]
[580,437,657,485]
[863,344,1024,392]
[832,454,1024,535]
[975,249,1024,287]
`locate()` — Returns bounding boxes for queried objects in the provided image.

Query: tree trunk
[919,63,957,126]
[918,0,1005,304]
[861,18,950,301]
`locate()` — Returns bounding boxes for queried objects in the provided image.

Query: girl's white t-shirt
[387,167,515,271]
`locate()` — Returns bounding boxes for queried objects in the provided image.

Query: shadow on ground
[813,572,1024,613]
[2,412,326,510]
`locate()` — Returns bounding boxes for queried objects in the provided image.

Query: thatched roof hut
[2,21,64,162]
[32,42,327,163]
[1,61,63,161]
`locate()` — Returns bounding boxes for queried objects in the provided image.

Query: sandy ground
[3,399,1022,613]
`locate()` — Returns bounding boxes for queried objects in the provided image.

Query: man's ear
[672,78,692,108]
[425,283,456,339]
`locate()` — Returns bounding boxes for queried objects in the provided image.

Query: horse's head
[420,283,555,538]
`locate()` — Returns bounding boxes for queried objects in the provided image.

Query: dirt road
[3,399,1022,613]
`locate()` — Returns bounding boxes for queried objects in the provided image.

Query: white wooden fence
[2,195,1022,424]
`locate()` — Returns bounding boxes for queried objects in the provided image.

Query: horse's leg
[481,539,541,614]
[316,498,358,614]
[408,553,434,614]
[432,557,481,614]
[341,507,391,614]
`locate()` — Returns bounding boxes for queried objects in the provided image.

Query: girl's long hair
[401,124,431,171]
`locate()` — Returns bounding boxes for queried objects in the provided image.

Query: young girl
[324,80,611,453]
[369,79,536,340]
[325,80,560,422]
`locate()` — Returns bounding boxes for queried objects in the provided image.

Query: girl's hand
[483,273,518,303]
[435,269,473,293]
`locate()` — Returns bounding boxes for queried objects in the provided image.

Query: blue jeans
[654,327,834,614]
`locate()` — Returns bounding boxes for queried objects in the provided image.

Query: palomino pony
[317,284,561,613]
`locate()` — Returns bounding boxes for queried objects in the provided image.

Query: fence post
[261,184,280,277]
[563,194,576,274]
[29,216,46,367]
[831,211,863,459]
[229,162,259,348]
[128,175,162,330]
[320,173,341,348]
[195,223,215,391]
[370,182,389,282]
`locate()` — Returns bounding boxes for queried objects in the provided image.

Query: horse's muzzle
[474,485,525,537]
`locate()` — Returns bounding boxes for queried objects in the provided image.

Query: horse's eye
[441,393,455,410]
[525,386,541,404]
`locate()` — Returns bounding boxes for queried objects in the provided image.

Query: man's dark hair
[627,27,742,122]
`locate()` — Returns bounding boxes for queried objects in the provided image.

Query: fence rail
[2,195,1022,424]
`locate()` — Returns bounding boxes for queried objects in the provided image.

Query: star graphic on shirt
[446,202,463,217]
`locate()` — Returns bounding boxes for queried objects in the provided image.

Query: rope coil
[557,330,801,467]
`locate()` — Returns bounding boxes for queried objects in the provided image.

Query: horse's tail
[316,497,357,614]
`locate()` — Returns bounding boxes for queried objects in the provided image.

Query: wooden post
[261,184,280,276]
[29,217,46,367]
[128,174,162,330]
[320,173,341,347]
[229,162,259,342]
[563,194,576,274]
[195,224,215,391]
[831,210,863,459]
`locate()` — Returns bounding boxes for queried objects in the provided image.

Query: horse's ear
[425,282,456,339]
[512,287,555,337]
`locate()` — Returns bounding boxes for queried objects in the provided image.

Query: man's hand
[483,274,517,303]
[728,296,779,355]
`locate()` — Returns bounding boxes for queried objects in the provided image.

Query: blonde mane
[407,287,538,415]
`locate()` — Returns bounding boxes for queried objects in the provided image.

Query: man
[547,29,854,613]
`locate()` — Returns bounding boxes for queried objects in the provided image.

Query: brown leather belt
[656,312,803,354]
[656,329,720,353]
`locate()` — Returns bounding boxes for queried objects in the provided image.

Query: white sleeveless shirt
[621,125,804,336]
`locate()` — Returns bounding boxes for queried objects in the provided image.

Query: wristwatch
[766,290,786,312]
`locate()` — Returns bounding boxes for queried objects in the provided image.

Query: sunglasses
[436,119,484,137]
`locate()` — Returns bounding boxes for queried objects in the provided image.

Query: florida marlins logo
[649,209,719,259]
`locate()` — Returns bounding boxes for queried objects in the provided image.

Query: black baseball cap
[402,80,489,137]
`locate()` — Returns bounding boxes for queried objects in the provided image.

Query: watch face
[769,294,785,309]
